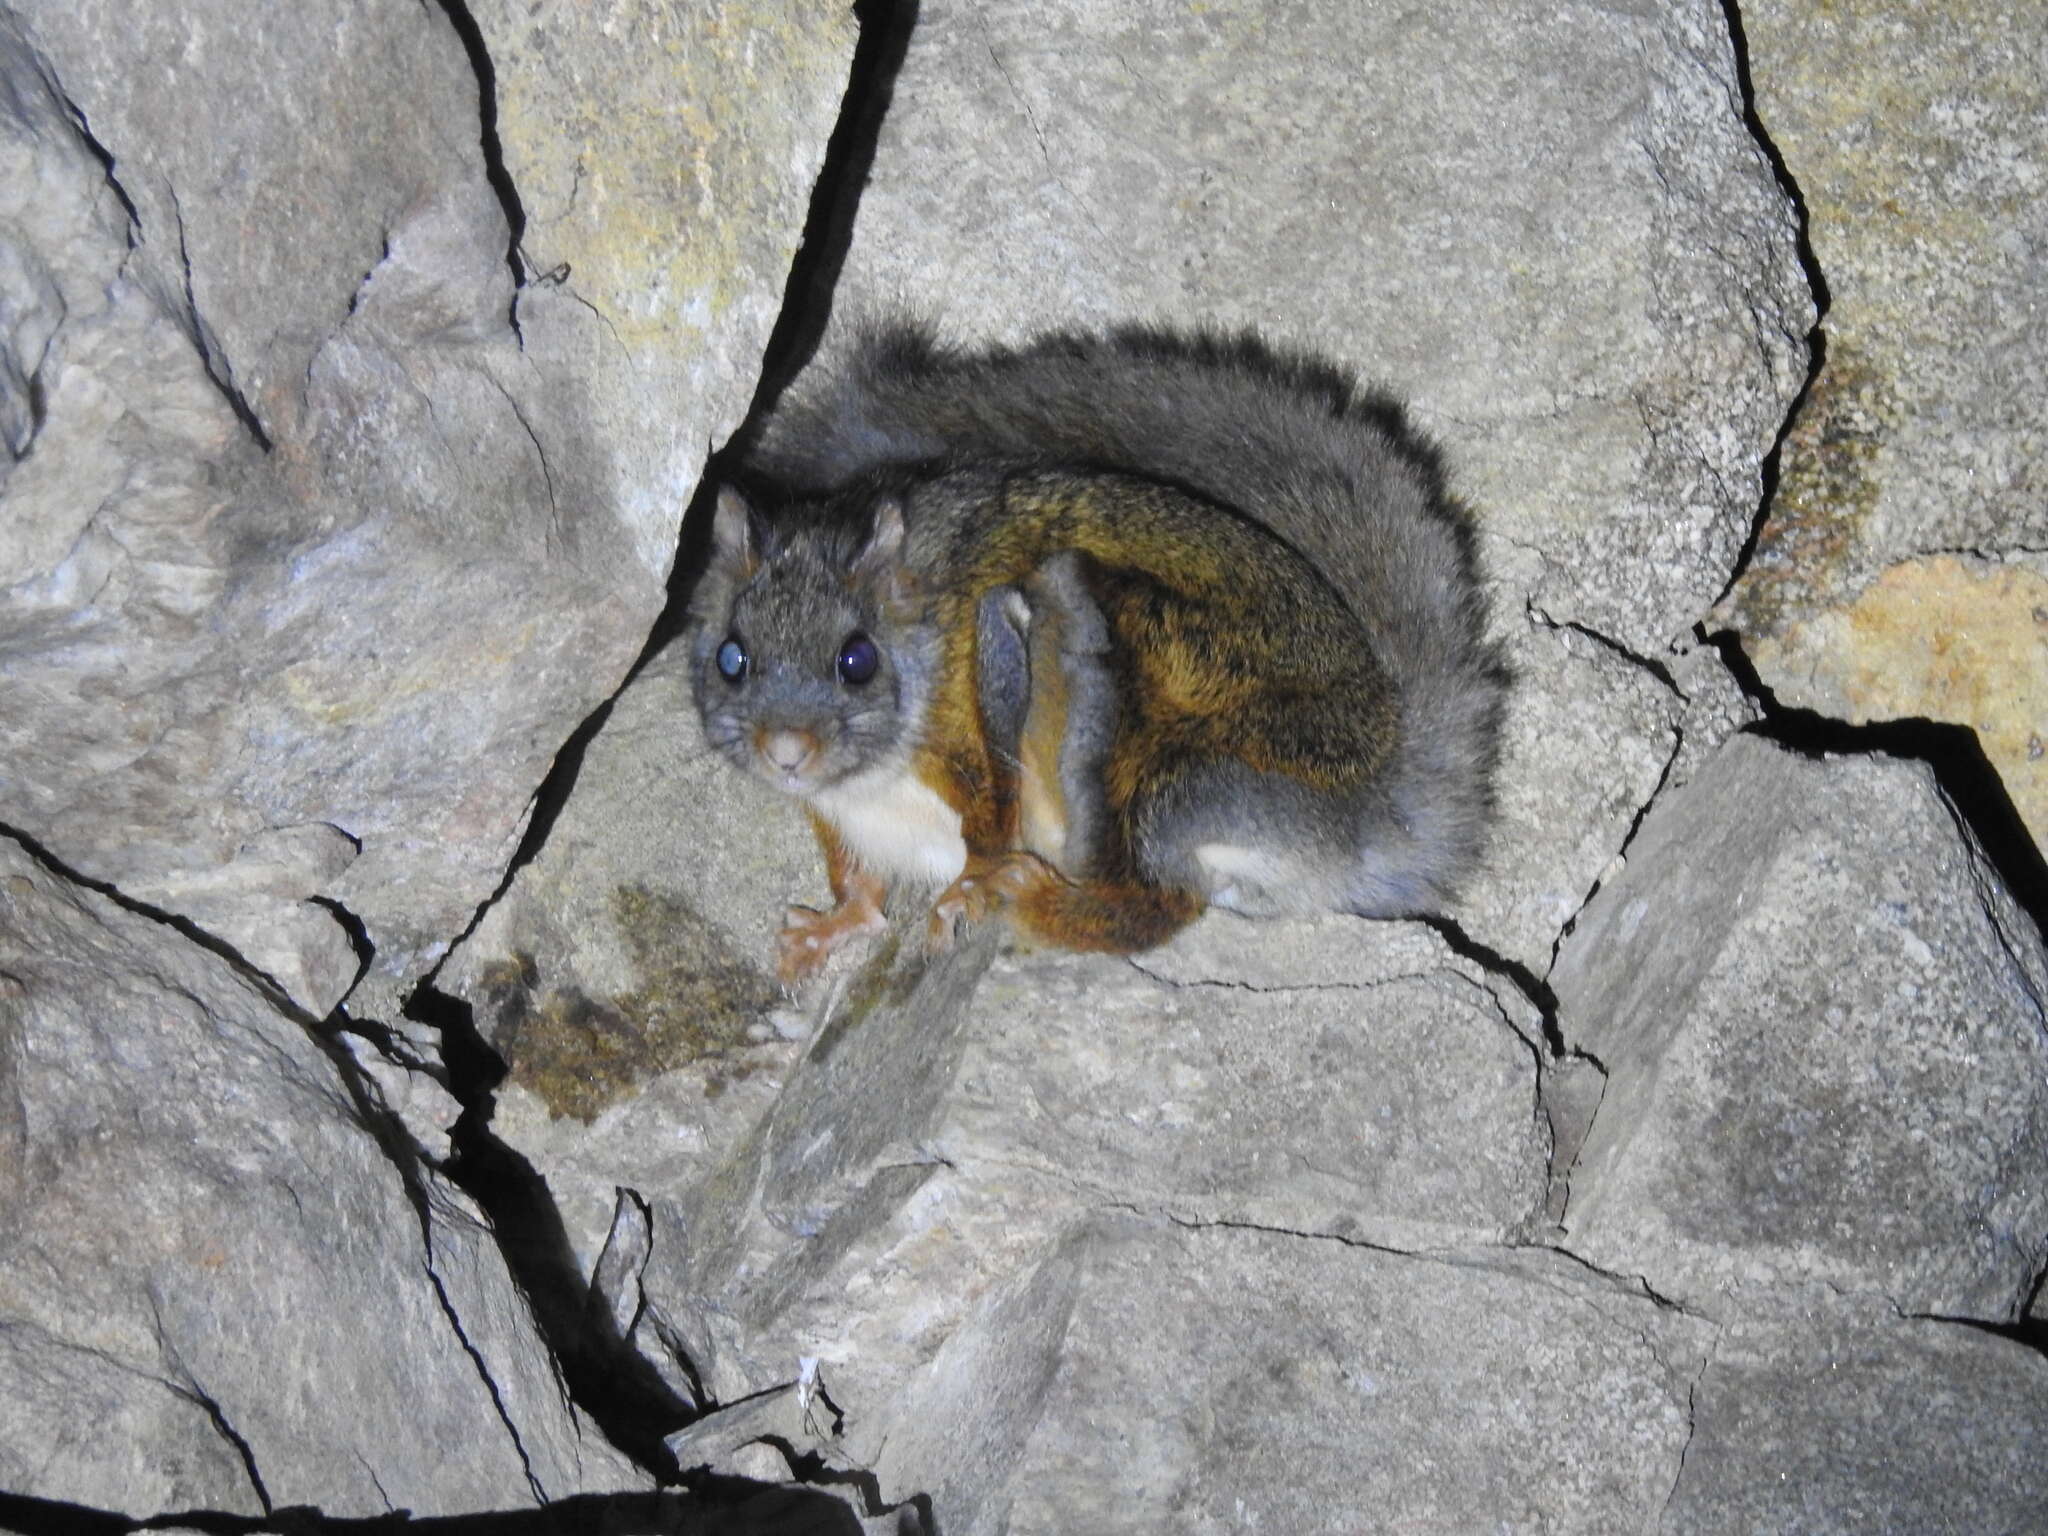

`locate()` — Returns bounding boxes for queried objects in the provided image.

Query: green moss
[1730,341,1896,636]
[477,886,780,1123]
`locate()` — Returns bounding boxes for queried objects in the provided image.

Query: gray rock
[1552,733,2048,1320]
[614,921,1552,1464]
[879,1218,1711,1535]
[0,835,647,1515]
[0,0,851,1016]
[1461,617,1691,969]
[1717,0,2048,851]
[440,647,822,1276]
[1661,1303,2048,1534]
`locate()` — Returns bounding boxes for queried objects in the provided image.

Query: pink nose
[759,728,817,774]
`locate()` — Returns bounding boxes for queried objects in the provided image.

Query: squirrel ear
[711,486,759,574]
[854,496,907,575]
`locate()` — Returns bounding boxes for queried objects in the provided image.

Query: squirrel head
[689,484,938,799]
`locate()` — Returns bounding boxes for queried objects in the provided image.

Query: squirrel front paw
[777,896,888,984]
[926,853,1060,952]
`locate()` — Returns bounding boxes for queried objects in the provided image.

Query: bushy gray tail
[749,319,1509,912]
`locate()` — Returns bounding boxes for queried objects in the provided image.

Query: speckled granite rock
[1718,0,2048,850]
[1552,732,2048,1320]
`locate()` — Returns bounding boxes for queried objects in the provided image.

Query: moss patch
[1728,342,1896,637]
[476,886,780,1123]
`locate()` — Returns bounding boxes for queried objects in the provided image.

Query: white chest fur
[809,766,967,889]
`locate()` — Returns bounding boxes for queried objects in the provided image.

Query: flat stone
[1661,1304,2048,1533]
[1552,733,2048,1319]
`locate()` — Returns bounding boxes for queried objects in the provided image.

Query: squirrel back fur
[740,320,1508,918]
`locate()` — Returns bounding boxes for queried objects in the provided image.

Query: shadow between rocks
[0,1486,896,1536]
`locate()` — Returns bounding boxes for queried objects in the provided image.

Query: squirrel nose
[758,728,819,775]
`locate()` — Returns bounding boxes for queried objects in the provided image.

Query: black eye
[836,632,879,686]
[715,634,748,685]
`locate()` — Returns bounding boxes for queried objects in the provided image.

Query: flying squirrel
[687,319,1508,981]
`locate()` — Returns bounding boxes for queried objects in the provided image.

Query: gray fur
[974,585,1032,768]
[688,490,943,798]
[1025,551,1119,877]
[743,319,1509,918]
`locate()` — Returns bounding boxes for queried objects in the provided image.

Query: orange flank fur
[903,471,1398,957]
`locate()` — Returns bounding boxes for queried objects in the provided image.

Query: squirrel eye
[836,632,880,687]
[715,635,748,685]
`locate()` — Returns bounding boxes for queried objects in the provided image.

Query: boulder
[0,835,647,1516]
[1552,732,2048,1320]
[1718,0,2048,850]
[0,0,853,1016]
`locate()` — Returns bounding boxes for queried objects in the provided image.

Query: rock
[615,915,1552,1450]
[1717,0,2048,854]
[1463,618,1690,968]
[440,646,822,1277]
[1661,1303,2048,1533]
[477,0,860,540]
[876,1219,1711,1535]
[0,834,648,1516]
[1552,733,2048,1319]
[0,0,852,1016]
[1744,552,2048,842]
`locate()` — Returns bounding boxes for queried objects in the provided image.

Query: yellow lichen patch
[479,1,857,352]
[1784,556,2048,848]
[478,886,780,1123]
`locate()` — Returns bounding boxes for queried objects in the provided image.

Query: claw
[925,854,1057,953]
[776,897,886,984]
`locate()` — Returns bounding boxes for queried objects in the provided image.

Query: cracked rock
[0,0,850,1017]
[1718,0,2048,848]
[1552,732,2048,1320]
[1658,1300,2048,1532]
[440,646,823,1277]
[0,834,647,1516]
[879,1217,1713,1534]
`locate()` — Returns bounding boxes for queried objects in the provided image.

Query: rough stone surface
[1660,1304,2048,1534]
[1720,0,2047,853]
[474,0,860,579]
[0,0,851,1015]
[1552,733,2048,1320]
[0,835,647,1517]
[441,646,821,1276]
[6,0,2044,1529]
[890,1221,1709,1535]
[1744,552,2048,842]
